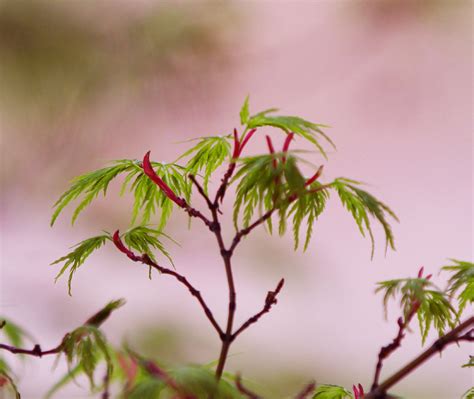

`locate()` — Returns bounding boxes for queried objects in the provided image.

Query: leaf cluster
[312,384,353,399]
[45,299,124,398]
[112,353,243,399]
[442,259,474,316]
[332,178,398,257]
[51,159,190,230]
[240,97,335,158]
[52,227,175,294]
[178,135,232,192]
[376,276,457,344]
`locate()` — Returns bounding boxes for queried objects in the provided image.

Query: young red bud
[265,135,278,169]
[353,385,359,399]
[425,274,432,280]
[305,165,324,186]
[282,132,295,153]
[113,230,140,261]
[417,266,424,278]
[358,384,364,396]
[239,128,257,154]
[142,151,185,207]
[232,128,241,159]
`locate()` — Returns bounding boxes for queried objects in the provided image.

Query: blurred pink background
[0,1,472,398]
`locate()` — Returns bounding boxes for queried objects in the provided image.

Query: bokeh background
[0,0,472,398]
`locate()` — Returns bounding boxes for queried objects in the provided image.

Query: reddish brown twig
[142,152,213,229]
[215,128,257,205]
[235,374,262,399]
[365,316,474,399]
[232,279,285,340]
[371,267,430,390]
[112,232,223,337]
[189,174,215,211]
[0,343,62,357]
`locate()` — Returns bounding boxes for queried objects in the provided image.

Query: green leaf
[240,95,250,125]
[289,181,330,251]
[245,104,335,158]
[169,366,241,399]
[178,135,232,192]
[122,226,176,267]
[463,387,474,399]
[85,299,126,328]
[59,325,114,392]
[51,159,190,230]
[331,178,398,258]
[313,384,352,399]
[462,356,474,368]
[0,319,33,348]
[51,234,110,295]
[442,259,474,317]
[376,276,457,345]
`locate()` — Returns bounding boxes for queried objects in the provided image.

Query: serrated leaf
[51,234,110,295]
[442,259,474,317]
[240,95,250,125]
[313,384,352,399]
[376,275,457,345]
[51,159,190,230]
[332,178,398,258]
[178,135,232,192]
[245,105,334,159]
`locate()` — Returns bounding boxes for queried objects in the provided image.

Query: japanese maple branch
[235,374,261,399]
[371,269,431,390]
[142,151,213,229]
[112,232,223,337]
[229,185,331,253]
[0,342,62,357]
[365,315,474,399]
[189,174,215,211]
[232,278,285,340]
[214,128,257,206]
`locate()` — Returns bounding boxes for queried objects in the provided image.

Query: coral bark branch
[365,316,474,399]
[112,232,223,337]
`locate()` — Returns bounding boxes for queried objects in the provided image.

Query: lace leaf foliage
[312,384,353,399]
[332,178,398,258]
[242,98,335,159]
[376,277,457,344]
[442,259,474,316]
[51,159,190,230]
[178,135,232,192]
[52,227,175,294]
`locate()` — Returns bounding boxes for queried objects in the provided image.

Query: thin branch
[0,343,62,357]
[214,161,237,206]
[142,151,213,228]
[112,232,223,337]
[230,209,276,253]
[294,381,316,399]
[371,303,419,389]
[230,185,332,253]
[365,316,474,399]
[212,205,237,380]
[235,374,262,399]
[189,174,215,211]
[232,279,285,340]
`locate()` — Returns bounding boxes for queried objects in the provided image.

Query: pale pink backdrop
[1,1,472,398]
